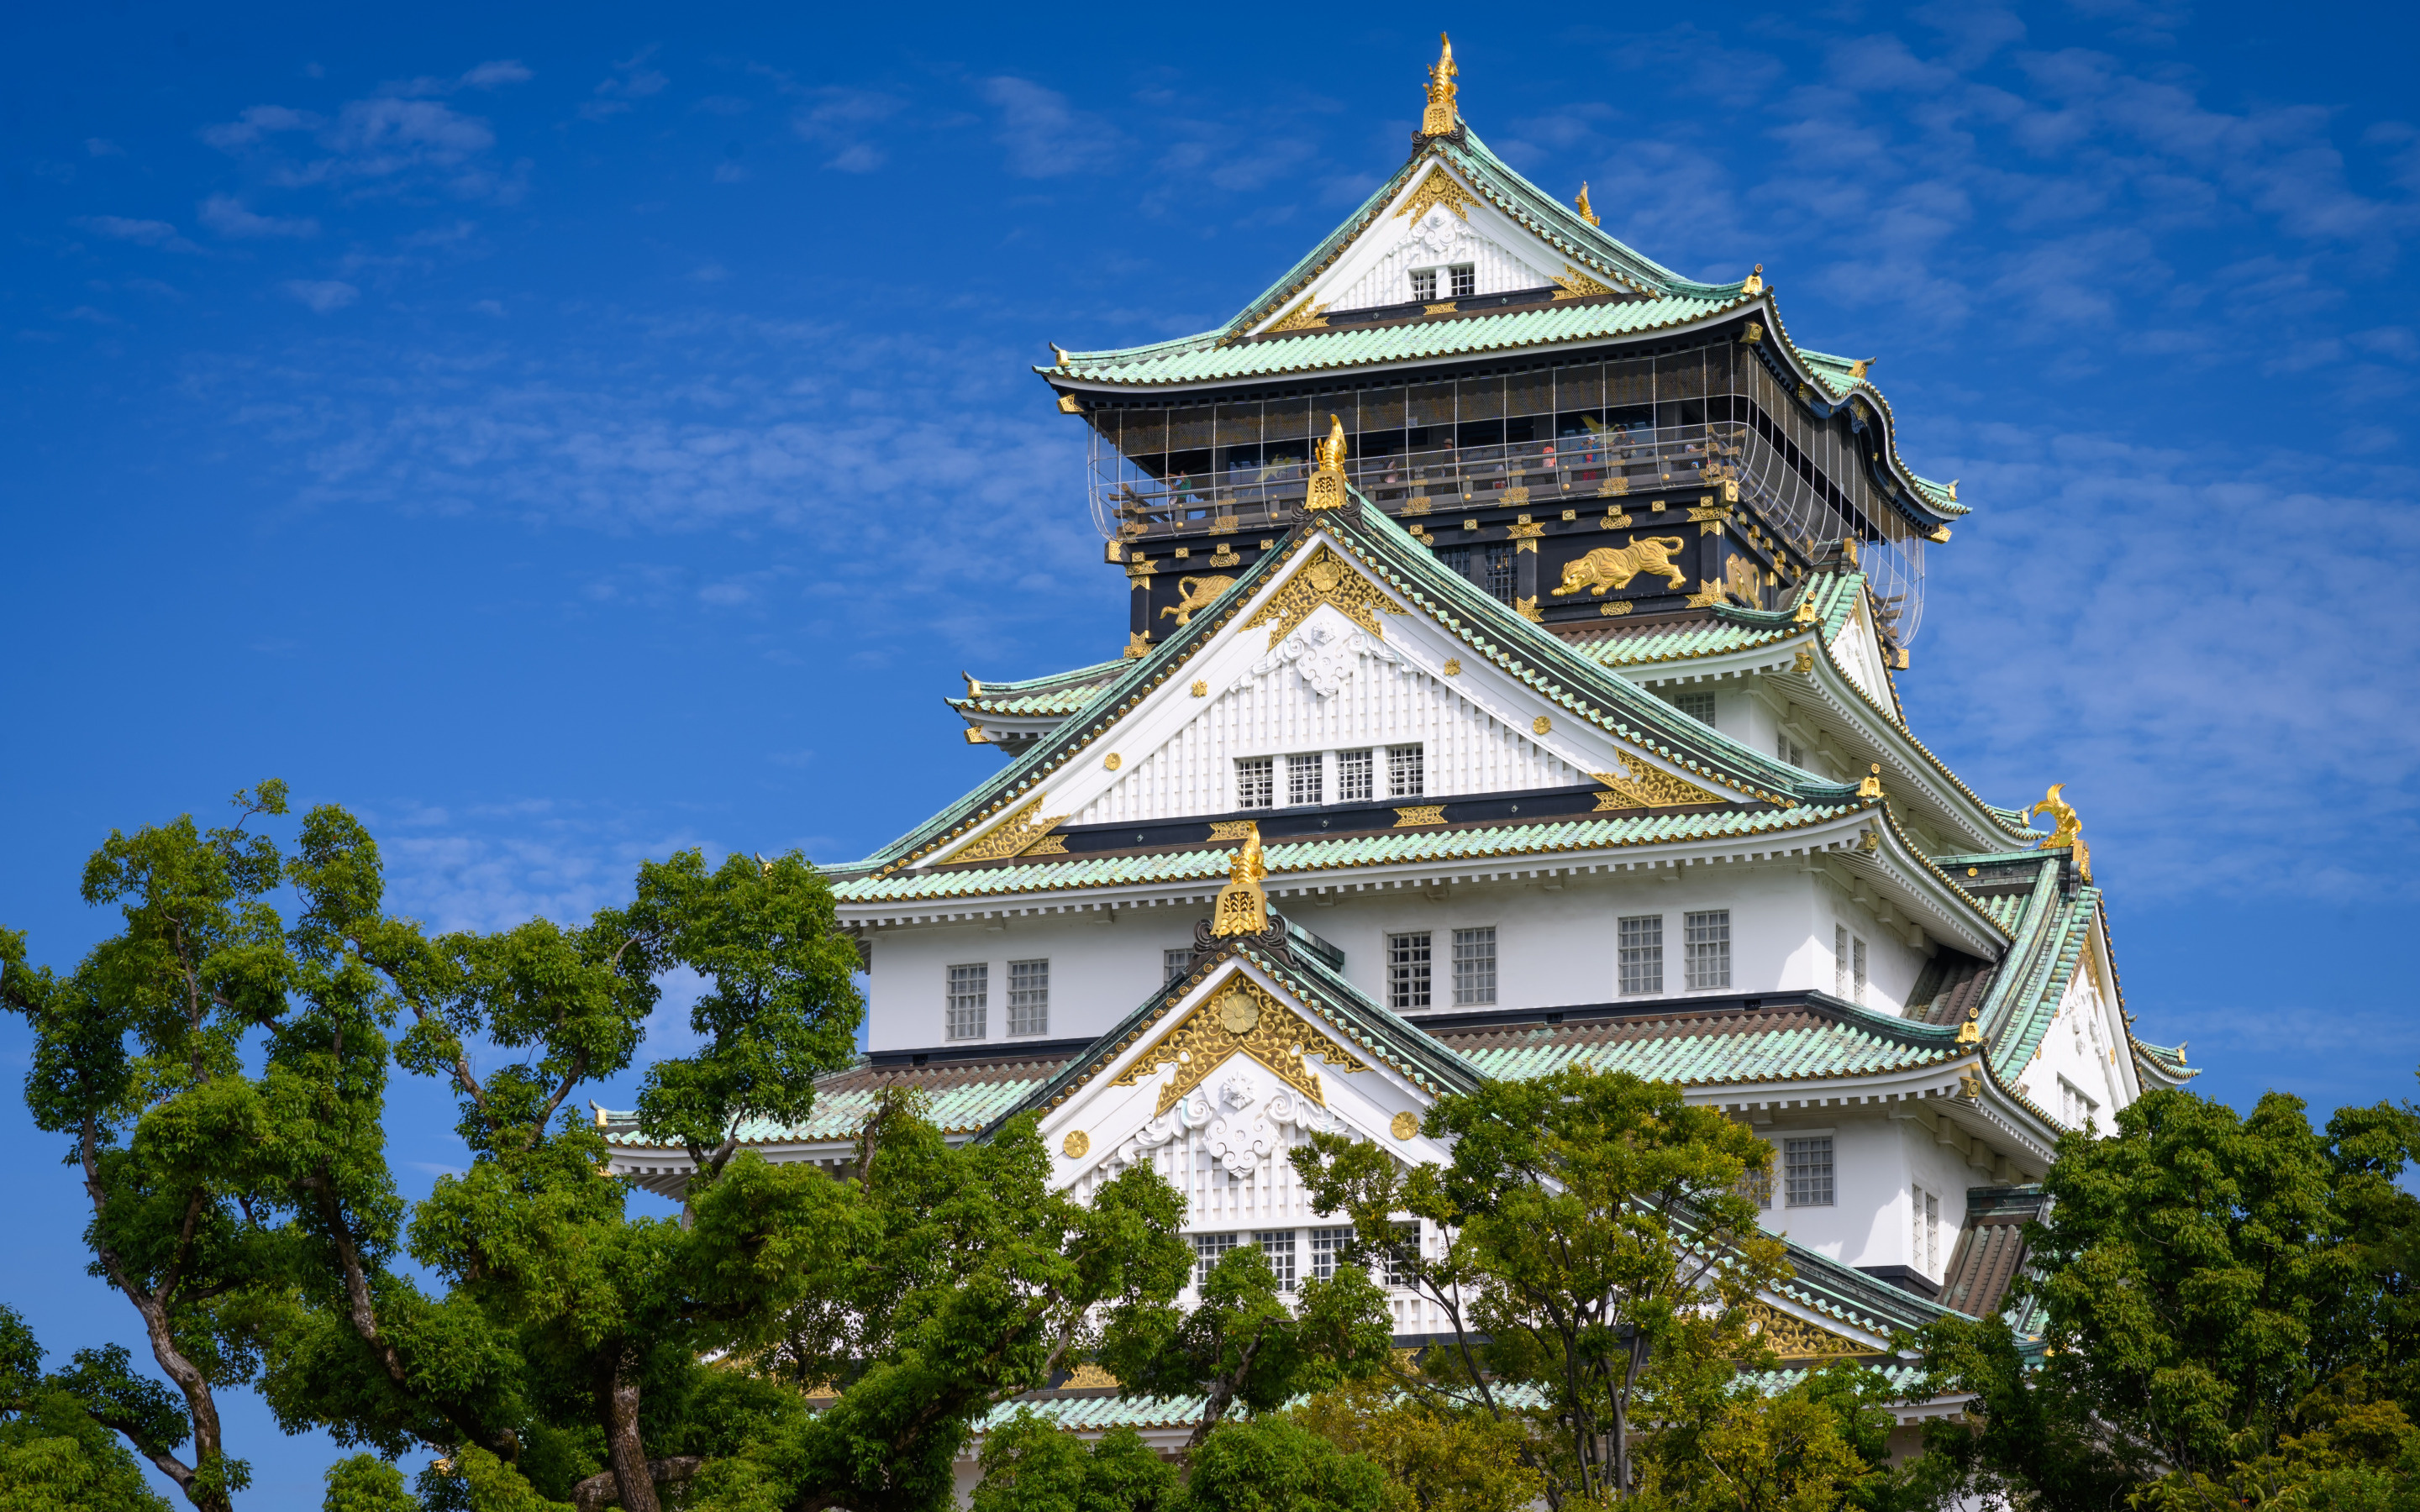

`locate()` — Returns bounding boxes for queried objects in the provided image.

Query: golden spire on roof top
[1305,414,1349,511]
[1421,34,1460,136]
[1575,181,1599,226]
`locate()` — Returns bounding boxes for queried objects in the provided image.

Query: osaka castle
[602,36,2190,1460]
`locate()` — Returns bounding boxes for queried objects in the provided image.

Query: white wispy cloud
[981,76,1121,177]
[198,193,318,239]
[284,279,359,312]
[74,215,198,252]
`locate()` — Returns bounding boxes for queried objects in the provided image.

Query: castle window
[1449,264,1475,298]
[1854,937,1868,1005]
[1452,927,1497,1005]
[945,963,988,1041]
[1384,1221,1422,1286]
[1684,910,1731,990]
[1386,744,1424,798]
[1007,958,1049,1037]
[1618,915,1663,995]
[1784,1136,1834,1206]
[1389,931,1433,1011]
[1913,1186,1940,1275]
[1165,948,1192,984]
[1192,1231,1239,1289]
[1674,690,1716,727]
[2060,1077,2098,1131]
[1780,736,1807,767]
[1255,1230,1297,1291]
[1309,1226,1350,1281]
[1287,752,1324,806]
[1337,748,1374,802]
[1409,268,1438,302]
[1440,543,1518,605]
[1236,756,1275,810]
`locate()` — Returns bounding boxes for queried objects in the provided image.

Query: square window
[1452,927,1497,1005]
[1192,1231,1239,1289]
[1784,1136,1834,1207]
[1236,756,1274,810]
[1165,947,1192,985]
[1287,753,1324,807]
[1389,931,1433,1011]
[1254,1230,1297,1291]
[1385,1221,1421,1287]
[1309,1226,1350,1281]
[1673,690,1716,727]
[945,963,988,1041]
[1386,744,1424,799]
[1410,269,1438,302]
[1336,748,1375,803]
[1448,265,1475,298]
[1683,910,1730,990]
[1007,958,1049,1037]
[1618,915,1663,996]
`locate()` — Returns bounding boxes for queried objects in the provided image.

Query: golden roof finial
[1576,181,1600,226]
[1306,414,1349,510]
[1421,34,1460,136]
[1050,342,1071,369]
[1210,823,1270,937]
[1742,262,1765,297]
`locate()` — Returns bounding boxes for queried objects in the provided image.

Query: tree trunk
[598,1346,662,1512]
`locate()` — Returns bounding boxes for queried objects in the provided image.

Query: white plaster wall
[864,865,1874,1051]
[1823,882,1928,1015]
[2012,970,2128,1127]
[1324,206,1558,311]
[1753,1115,1945,1272]
[1076,631,1581,827]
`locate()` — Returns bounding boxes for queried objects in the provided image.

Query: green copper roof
[951,660,1124,718]
[1435,999,1965,1087]
[1565,614,1792,669]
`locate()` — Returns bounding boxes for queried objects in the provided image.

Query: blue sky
[3,0,2416,1503]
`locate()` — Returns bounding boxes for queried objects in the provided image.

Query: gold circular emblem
[1062,1130,1091,1158]
[1105,753,1121,770]
[1533,715,1551,735]
[1307,561,1342,592]
[1391,1110,1420,1141]
[1218,987,1260,1035]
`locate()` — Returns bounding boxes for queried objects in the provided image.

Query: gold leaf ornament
[1062,1130,1091,1158]
[1113,972,1370,1116]
[1210,822,1270,937]
[1591,753,1723,811]
[1240,544,1405,648]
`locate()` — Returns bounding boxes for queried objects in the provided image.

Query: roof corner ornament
[1857,763,1884,799]
[1849,355,1876,380]
[1420,33,1460,137]
[1575,181,1600,226]
[1057,391,1083,414]
[1947,478,1959,501]
[1742,263,1765,297]
[1050,342,1071,370]
[1739,320,1763,345]
[1304,414,1349,511]
[1792,592,1819,625]
[1954,1011,1982,1047]
[1211,822,1270,937]
[2031,784,2091,880]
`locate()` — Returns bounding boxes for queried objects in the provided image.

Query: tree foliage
[1291,1064,1785,1504]
[1292,1377,1544,1512]
[1919,1085,2420,1509]
[971,1411,1180,1512]
[0,1305,175,1512]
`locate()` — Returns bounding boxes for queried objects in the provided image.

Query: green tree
[323,1454,419,1512]
[971,1410,1179,1512]
[1181,1417,1393,1512]
[1918,1086,2420,1509]
[1098,1239,1392,1446]
[1292,1064,1785,1504]
[1292,1376,1544,1512]
[0,1305,175,1512]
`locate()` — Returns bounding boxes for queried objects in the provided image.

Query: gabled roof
[951,660,1123,720]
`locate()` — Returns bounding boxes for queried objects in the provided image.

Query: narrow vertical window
[1618,915,1663,995]
[1912,1185,1929,1273]
[1336,748,1374,802]
[1388,931,1433,1011]
[1409,268,1438,302]
[1683,910,1731,990]
[1309,1226,1349,1281]
[1254,1230,1297,1291]
[1673,690,1716,727]
[1448,264,1475,298]
[1834,924,1850,998]
[1386,744,1424,798]
[945,963,988,1041]
[1385,1222,1422,1286]
[1924,1189,1939,1273]
[1007,958,1049,1036]
[1287,752,1324,807]
[1481,543,1516,604]
[1192,1231,1239,1289]
[1452,927,1497,1006]
[1853,937,1869,1005]
[1235,756,1274,810]
[1784,1136,1834,1206]
[1165,947,1192,985]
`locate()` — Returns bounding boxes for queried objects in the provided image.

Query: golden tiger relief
[1549,538,1690,596]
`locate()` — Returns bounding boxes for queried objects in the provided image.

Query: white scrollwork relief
[1249,613,1402,700]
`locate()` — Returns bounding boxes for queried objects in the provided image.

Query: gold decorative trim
[1061,1130,1091,1158]
[1516,595,1542,622]
[1600,601,1634,617]
[1057,392,1083,414]
[1857,764,1883,798]
[949,795,1071,863]
[1591,753,1723,811]
[1123,631,1151,659]
[1424,301,1460,316]
[1404,496,1432,515]
[1792,649,1815,673]
[1209,547,1240,567]
[1442,658,1461,675]
[1600,507,1634,527]
[1210,824,1270,937]
[1393,805,1447,827]
[1419,33,1460,136]
[1743,1301,1864,1361]
[1267,298,1330,333]
[965,727,992,744]
[1240,543,1405,648]
[1685,579,1727,608]
[1552,263,1613,299]
[1113,971,1369,1116]
[1506,520,1544,551]
[1305,415,1349,511]
[1062,1362,1118,1389]
[1161,575,1238,627]
[1191,680,1208,697]
[1207,821,1260,840]
[1532,715,1551,735]
[1575,182,1599,226]
[1395,165,1478,223]
[1390,1110,1420,1140]
[1740,321,1763,345]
